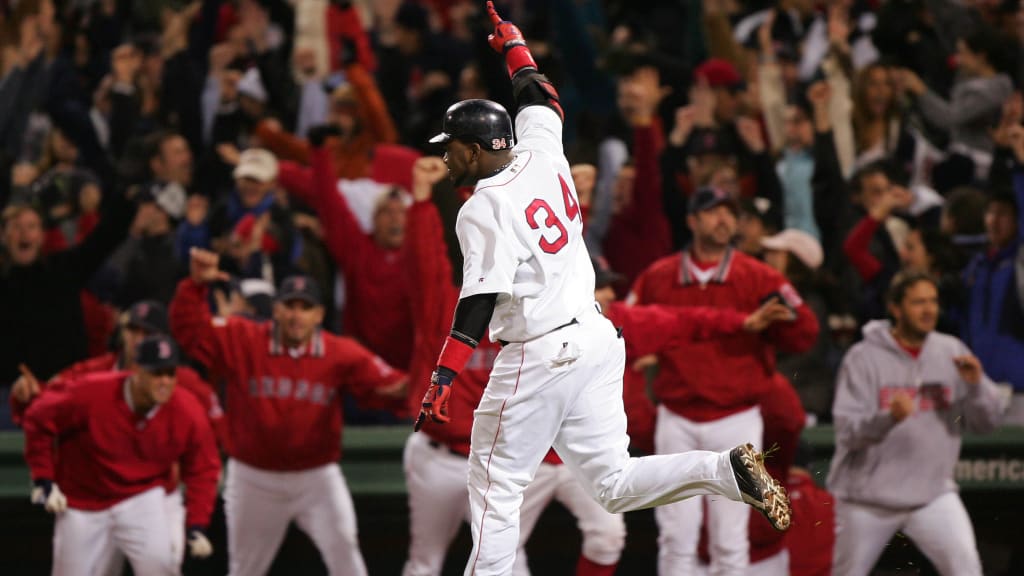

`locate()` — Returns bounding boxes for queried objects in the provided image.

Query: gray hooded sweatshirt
[827,320,1003,509]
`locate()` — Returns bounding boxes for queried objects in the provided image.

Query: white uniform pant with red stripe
[655,405,763,576]
[53,486,176,576]
[402,431,624,575]
[465,306,743,576]
[225,459,366,576]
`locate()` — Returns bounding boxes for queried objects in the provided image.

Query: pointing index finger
[486,1,502,25]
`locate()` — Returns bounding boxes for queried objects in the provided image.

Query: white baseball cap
[760,229,824,271]
[233,148,279,183]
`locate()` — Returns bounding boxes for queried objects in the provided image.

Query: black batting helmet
[429,99,514,151]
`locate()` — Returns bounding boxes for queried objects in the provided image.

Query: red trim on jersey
[471,344,526,575]
[438,336,475,374]
[474,152,533,195]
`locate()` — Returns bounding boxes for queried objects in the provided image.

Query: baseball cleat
[730,443,791,531]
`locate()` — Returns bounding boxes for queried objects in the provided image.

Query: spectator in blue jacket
[962,125,1024,424]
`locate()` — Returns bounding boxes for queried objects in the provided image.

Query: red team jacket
[629,248,819,422]
[55,353,226,446]
[277,145,413,369]
[22,371,220,528]
[604,300,750,454]
[405,200,503,457]
[170,278,405,471]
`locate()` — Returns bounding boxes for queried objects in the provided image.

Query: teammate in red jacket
[11,300,224,573]
[629,186,819,574]
[22,335,220,576]
[170,248,406,576]
[277,138,414,369]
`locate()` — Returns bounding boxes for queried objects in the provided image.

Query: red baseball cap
[694,58,744,90]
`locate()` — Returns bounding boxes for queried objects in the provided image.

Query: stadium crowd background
[2,0,1024,574]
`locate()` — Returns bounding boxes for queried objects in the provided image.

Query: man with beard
[628,186,819,575]
[828,271,1001,575]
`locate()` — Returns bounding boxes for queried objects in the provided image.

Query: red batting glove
[486,1,536,76]
[414,370,453,431]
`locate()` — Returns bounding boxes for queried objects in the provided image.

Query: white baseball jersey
[456,106,596,343]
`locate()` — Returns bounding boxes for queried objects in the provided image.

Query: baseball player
[169,249,407,576]
[10,300,224,574]
[22,335,220,576]
[828,271,1003,576]
[416,4,791,574]
[404,157,626,576]
[629,185,819,575]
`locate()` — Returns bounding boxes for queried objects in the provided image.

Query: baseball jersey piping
[472,151,533,194]
[470,343,527,575]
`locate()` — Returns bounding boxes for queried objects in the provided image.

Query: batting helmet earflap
[429,99,514,151]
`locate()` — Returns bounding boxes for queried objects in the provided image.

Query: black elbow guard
[511,69,564,121]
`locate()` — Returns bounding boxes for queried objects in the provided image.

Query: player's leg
[403,432,475,576]
[654,404,705,575]
[831,499,904,576]
[550,316,742,513]
[551,464,625,576]
[746,548,789,576]
[164,488,186,570]
[705,408,763,576]
[224,459,294,576]
[512,461,561,576]
[52,507,115,576]
[293,464,368,576]
[464,341,573,576]
[902,491,983,576]
[110,486,176,576]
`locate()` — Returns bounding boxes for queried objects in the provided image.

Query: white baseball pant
[695,549,789,576]
[654,404,763,576]
[465,307,743,576]
[516,460,626,574]
[832,491,983,576]
[224,459,366,576]
[99,488,186,576]
[403,431,620,575]
[52,486,176,576]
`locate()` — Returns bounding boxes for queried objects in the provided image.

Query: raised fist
[486,1,525,55]
[412,156,448,201]
[190,248,229,285]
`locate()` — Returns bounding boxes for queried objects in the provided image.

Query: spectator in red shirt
[170,248,406,576]
[277,130,414,369]
[22,335,221,576]
[629,186,818,575]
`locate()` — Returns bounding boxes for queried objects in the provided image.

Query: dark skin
[440,139,515,187]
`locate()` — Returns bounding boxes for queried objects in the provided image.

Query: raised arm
[307,129,370,275]
[486,1,565,157]
[407,157,460,335]
[169,249,249,375]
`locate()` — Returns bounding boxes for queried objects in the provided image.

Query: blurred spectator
[896,28,1013,180]
[0,186,133,386]
[278,130,414,370]
[761,229,835,418]
[828,271,1002,576]
[962,126,1024,424]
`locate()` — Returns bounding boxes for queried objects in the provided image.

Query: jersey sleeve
[514,106,564,159]
[456,193,518,300]
[760,270,820,354]
[22,386,88,481]
[179,398,222,529]
[169,278,254,375]
[334,337,407,412]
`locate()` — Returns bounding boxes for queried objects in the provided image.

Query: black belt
[498,318,578,347]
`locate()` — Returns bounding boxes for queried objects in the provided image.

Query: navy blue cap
[126,300,168,334]
[135,335,180,371]
[688,186,740,215]
[276,275,322,306]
